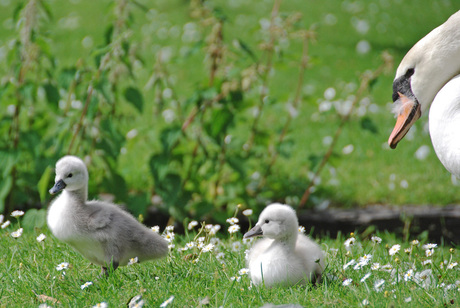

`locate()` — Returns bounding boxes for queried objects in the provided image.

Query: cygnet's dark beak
[244,225,263,239]
[49,179,66,195]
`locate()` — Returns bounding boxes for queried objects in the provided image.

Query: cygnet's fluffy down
[47,155,168,275]
[244,203,324,287]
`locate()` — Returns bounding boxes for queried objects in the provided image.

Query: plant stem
[67,84,94,154]
[259,31,313,188]
[298,53,392,209]
[245,0,281,153]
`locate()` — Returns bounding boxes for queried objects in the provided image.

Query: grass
[1,210,459,307]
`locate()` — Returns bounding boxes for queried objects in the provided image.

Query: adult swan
[388,10,460,177]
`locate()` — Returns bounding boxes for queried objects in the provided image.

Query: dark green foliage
[22,208,47,230]
[123,86,144,113]
[360,117,379,134]
[1,0,458,222]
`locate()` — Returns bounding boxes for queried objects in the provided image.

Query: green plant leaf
[160,126,182,153]
[22,209,47,231]
[57,68,77,89]
[0,176,12,213]
[37,166,53,204]
[43,83,60,107]
[124,86,144,113]
[360,117,378,134]
[204,106,234,143]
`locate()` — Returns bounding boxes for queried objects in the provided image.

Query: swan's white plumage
[47,155,168,274]
[429,75,460,176]
[244,203,324,287]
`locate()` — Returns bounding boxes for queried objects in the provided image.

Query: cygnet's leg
[310,268,323,286]
[101,261,119,277]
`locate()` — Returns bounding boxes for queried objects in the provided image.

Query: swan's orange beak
[388,92,421,149]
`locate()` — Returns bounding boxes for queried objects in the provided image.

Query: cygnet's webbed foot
[100,261,119,278]
[311,273,322,286]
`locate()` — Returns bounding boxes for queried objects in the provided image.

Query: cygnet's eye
[264,219,269,224]
[67,173,73,178]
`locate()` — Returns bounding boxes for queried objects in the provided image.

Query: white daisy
[185,241,195,249]
[404,269,414,281]
[242,209,253,216]
[362,299,370,306]
[238,268,250,275]
[389,244,400,256]
[228,225,240,234]
[343,259,356,270]
[447,262,458,269]
[230,276,241,282]
[380,264,393,272]
[411,240,420,246]
[81,281,93,290]
[210,225,221,235]
[201,244,214,253]
[425,249,434,257]
[360,273,371,283]
[371,236,382,244]
[11,228,23,238]
[226,217,239,225]
[160,295,175,307]
[232,241,242,252]
[422,259,432,265]
[0,214,3,224]
[11,210,24,218]
[188,220,199,230]
[1,220,11,229]
[344,237,356,247]
[163,232,175,243]
[414,269,434,288]
[92,302,108,308]
[422,243,437,250]
[358,254,372,264]
[353,263,363,271]
[371,263,380,270]
[151,226,160,233]
[298,226,306,233]
[374,279,385,292]
[56,262,69,271]
[36,233,46,242]
[405,297,412,303]
[128,257,138,265]
[342,278,352,286]
[128,295,144,308]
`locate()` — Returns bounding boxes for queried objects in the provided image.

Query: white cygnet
[47,155,168,276]
[244,203,324,287]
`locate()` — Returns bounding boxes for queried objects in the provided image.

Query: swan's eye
[264,219,269,224]
[405,68,414,78]
[68,173,73,178]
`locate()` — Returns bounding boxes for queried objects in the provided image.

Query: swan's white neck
[429,75,460,177]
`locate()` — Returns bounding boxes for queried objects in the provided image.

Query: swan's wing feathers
[86,205,114,230]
